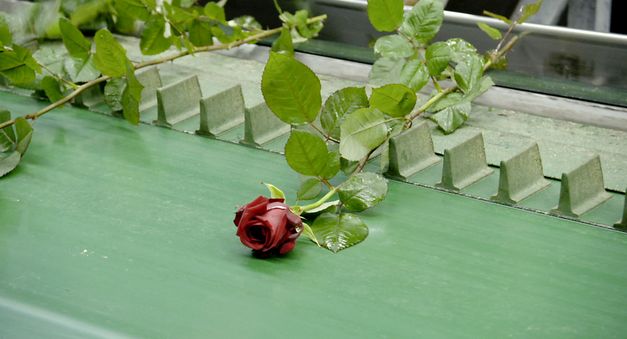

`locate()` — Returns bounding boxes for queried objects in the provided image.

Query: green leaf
[64,56,100,83]
[115,12,137,35]
[426,76,492,128]
[115,0,155,21]
[14,117,33,155]
[104,77,126,111]
[446,38,478,63]
[32,47,63,72]
[427,74,491,107]
[261,52,322,125]
[338,172,388,212]
[464,75,494,101]
[30,1,62,39]
[477,22,502,40]
[429,101,471,134]
[339,107,388,161]
[453,54,483,93]
[483,10,512,25]
[59,18,91,61]
[93,29,128,78]
[189,20,214,47]
[320,87,369,139]
[321,150,340,179]
[369,84,416,118]
[121,64,143,125]
[297,178,322,201]
[367,0,404,32]
[0,15,12,46]
[164,2,195,29]
[279,10,322,41]
[22,49,41,74]
[140,16,171,55]
[425,41,451,76]
[369,57,404,87]
[1,65,35,85]
[41,76,64,103]
[70,0,108,27]
[311,213,368,253]
[177,0,196,8]
[271,28,294,57]
[399,59,429,92]
[0,110,16,152]
[264,183,286,199]
[488,54,508,70]
[340,157,359,175]
[0,49,25,71]
[426,92,464,113]
[0,151,20,178]
[303,200,340,214]
[0,45,39,72]
[229,15,262,32]
[399,0,444,44]
[374,35,414,58]
[369,57,429,91]
[301,222,321,247]
[204,2,226,23]
[518,0,543,23]
[285,130,329,176]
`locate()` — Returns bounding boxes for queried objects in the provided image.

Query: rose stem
[0,15,328,130]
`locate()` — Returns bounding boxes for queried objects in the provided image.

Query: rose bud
[234,196,303,256]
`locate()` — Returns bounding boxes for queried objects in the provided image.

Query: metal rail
[312,0,627,108]
[316,0,627,45]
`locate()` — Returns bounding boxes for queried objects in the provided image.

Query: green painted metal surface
[385,121,440,180]
[436,133,493,191]
[551,156,612,218]
[198,85,246,137]
[492,143,550,205]
[1,93,627,338]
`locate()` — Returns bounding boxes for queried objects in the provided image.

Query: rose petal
[267,201,288,209]
[233,207,244,226]
[286,210,302,227]
[256,208,288,249]
[278,240,296,255]
[238,223,272,251]
[266,202,301,227]
[236,196,269,229]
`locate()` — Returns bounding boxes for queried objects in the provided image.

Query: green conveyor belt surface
[1,93,626,338]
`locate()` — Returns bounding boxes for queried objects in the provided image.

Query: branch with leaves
[0,0,326,177]
[253,0,543,254]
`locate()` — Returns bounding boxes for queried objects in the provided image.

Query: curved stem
[405,86,455,124]
[309,123,339,143]
[431,76,443,93]
[353,144,380,175]
[485,35,519,70]
[495,23,516,52]
[135,15,326,70]
[320,178,335,190]
[272,0,283,14]
[0,75,110,129]
[300,187,337,213]
[40,63,78,89]
[403,34,521,128]
[0,15,328,130]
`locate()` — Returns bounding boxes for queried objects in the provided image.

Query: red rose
[234,196,303,255]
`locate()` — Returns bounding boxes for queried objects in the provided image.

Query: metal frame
[316,0,627,45]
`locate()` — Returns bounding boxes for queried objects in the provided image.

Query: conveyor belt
[3,38,626,228]
[0,92,626,338]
